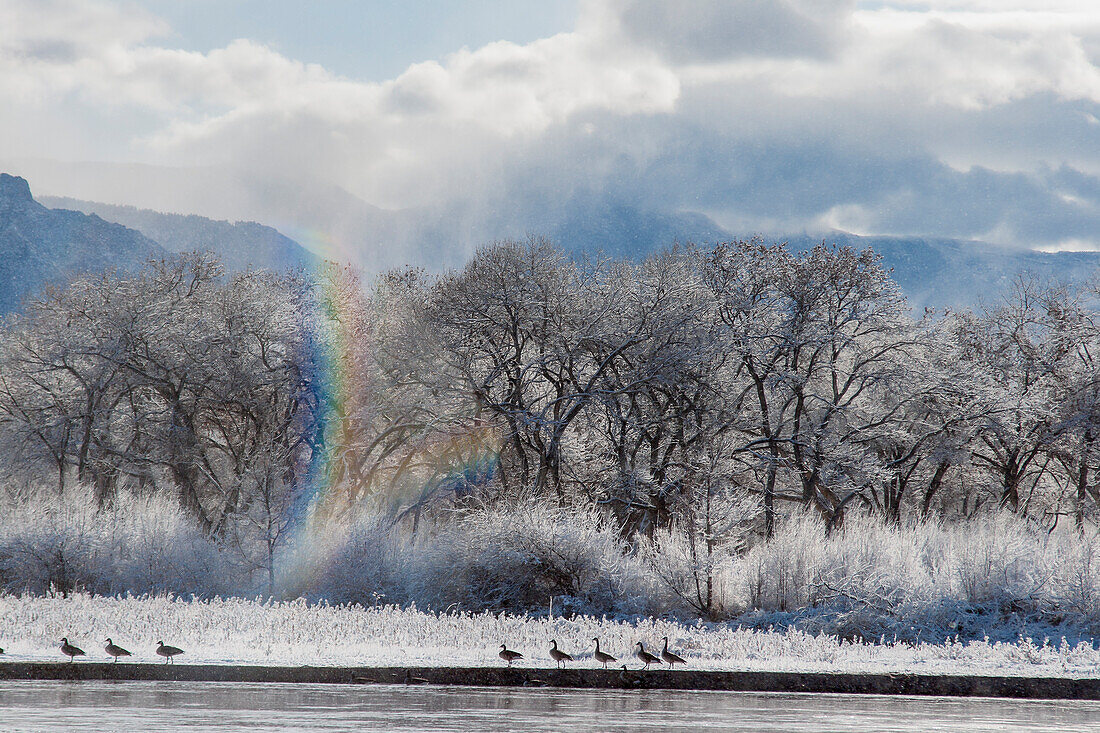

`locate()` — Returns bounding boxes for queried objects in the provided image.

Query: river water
[1,681,1098,732]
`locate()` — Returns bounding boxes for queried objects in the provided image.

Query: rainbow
[271,245,501,596]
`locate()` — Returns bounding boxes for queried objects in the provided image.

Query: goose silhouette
[619,664,644,687]
[60,638,85,663]
[104,638,131,663]
[403,670,429,685]
[549,639,573,668]
[156,641,184,664]
[661,637,686,667]
[592,638,616,668]
[633,641,661,670]
[499,643,523,666]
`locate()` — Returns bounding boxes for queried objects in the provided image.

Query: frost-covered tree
[582,250,727,535]
[0,254,320,536]
[703,241,922,530]
[956,279,1069,514]
[1031,281,1100,527]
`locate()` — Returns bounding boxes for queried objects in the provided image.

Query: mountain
[0,174,166,313]
[8,160,1100,311]
[509,196,730,260]
[3,158,412,270]
[774,232,1100,310]
[501,203,1100,310]
[416,196,1100,310]
[40,196,319,274]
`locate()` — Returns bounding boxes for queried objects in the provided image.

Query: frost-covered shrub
[942,513,1051,610]
[639,528,745,619]
[800,516,943,639]
[638,478,759,620]
[734,511,1100,641]
[741,514,924,637]
[418,500,653,615]
[743,513,824,613]
[6,480,1100,641]
[0,502,102,595]
[280,511,414,605]
[0,486,237,597]
[1048,529,1100,620]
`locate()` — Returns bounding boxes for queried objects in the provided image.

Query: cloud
[0,0,162,99]
[604,0,856,62]
[2,0,1100,254]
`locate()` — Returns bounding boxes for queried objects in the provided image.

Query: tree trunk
[921,461,949,519]
[1077,432,1093,530]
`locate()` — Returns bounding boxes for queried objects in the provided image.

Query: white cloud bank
[2,0,1100,252]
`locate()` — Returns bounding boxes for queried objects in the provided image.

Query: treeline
[2,238,1100,609]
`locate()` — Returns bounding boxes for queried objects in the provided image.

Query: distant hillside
[537,199,730,259]
[11,160,1100,311]
[0,174,165,313]
[41,196,318,274]
[481,197,1100,310]
[538,202,1100,309]
[776,232,1100,310]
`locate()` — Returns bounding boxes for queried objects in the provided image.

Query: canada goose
[403,670,429,685]
[661,637,687,667]
[60,638,85,663]
[499,643,523,666]
[592,637,616,668]
[548,639,573,668]
[522,673,547,687]
[619,664,644,688]
[104,638,131,663]
[633,641,661,670]
[156,641,184,664]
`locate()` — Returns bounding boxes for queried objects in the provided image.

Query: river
[1,680,1098,732]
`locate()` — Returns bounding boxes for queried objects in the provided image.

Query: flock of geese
[58,637,184,664]
[499,637,686,670]
[3,635,684,672]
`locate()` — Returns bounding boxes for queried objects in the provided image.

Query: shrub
[416,500,653,615]
[0,487,238,596]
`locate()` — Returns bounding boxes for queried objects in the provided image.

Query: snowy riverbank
[1,594,1099,679]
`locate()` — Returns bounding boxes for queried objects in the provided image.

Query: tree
[957,279,1067,515]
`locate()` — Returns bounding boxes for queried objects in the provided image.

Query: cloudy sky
[3,0,1100,254]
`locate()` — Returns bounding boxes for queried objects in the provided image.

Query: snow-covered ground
[1,593,1099,678]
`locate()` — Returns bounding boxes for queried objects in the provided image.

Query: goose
[548,639,573,668]
[156,641,184,664]
[498,643,523,666]
[633,641,661,670]
[60,638,85,663]
[104,638,131,663]
[619,664,644,688]
[403,670,429,685]
[660,637,687,667]
[522,673,547,687]
[592,637,616,668]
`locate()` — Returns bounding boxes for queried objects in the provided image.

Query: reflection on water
[0,681,1098,732]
